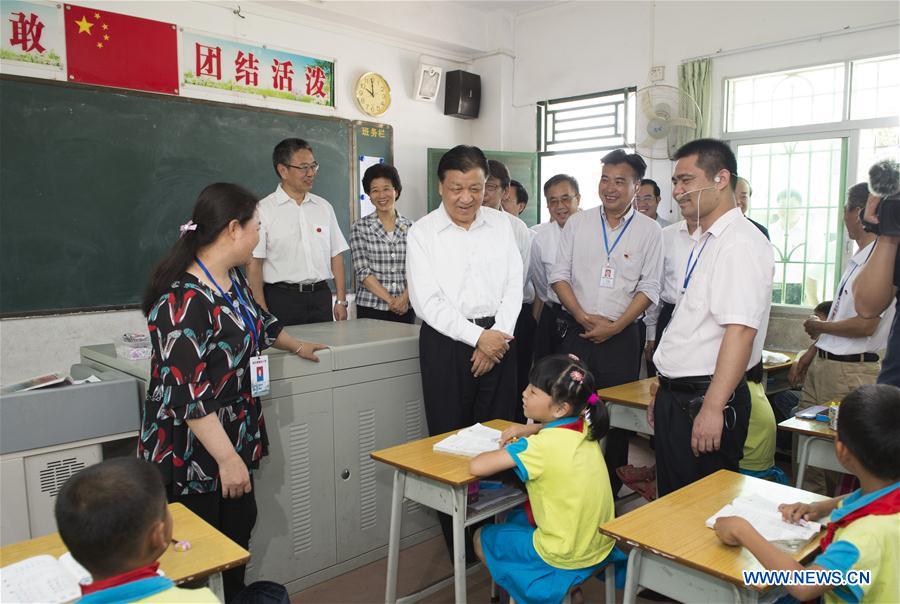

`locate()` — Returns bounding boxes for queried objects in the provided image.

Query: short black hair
[55,458,167,577]
[640,178,661,198]
[814,300,832,317]
[838,384,900,480]
[673,138,738,191]
[846,182,869,211]
[272,138,313,178]
[487,159,511,189]
[528,354,609,442]
[437,145,489,183]
[510,180,528,206]
[601,149,647,182]
[362,163,402,200]
[543,173,580,197]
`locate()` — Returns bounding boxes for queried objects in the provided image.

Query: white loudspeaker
[414,64,442,102]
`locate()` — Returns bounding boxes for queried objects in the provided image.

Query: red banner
[64,4,178,95]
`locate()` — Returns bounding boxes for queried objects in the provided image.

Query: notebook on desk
[0,552,89,603]
[705,493,822,551]
[433,423,502,457]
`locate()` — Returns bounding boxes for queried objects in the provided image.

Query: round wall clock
[355,72,391,117]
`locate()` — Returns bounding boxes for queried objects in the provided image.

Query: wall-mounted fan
[634,84,702,160]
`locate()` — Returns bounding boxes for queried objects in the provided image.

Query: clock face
[355,72,391,117]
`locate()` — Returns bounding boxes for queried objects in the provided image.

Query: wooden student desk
[371,419,527,604]
[599,470,828,604]
[778,417,841,487]
[0,503,249,601]
[597,378,655,436]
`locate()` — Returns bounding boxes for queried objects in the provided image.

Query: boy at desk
[714,384,900,603]
[54,457,218,603]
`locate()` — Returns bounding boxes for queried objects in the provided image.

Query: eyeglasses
[284,161,319,173]
[547,195,577,205]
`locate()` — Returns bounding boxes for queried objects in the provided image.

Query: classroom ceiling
[455,1,562,15]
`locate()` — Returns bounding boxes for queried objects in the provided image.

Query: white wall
[507,0,900,213]
[1,0,485,383]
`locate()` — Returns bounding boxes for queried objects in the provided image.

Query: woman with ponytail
[468,354,618,604]
[139,183,325,601]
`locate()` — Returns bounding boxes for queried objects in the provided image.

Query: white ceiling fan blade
[641,92,658,121]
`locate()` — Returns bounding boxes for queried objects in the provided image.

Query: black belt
[469,316,495,329]
[657,374,714,393]
[272,280,328,293]
[817,349,879,363]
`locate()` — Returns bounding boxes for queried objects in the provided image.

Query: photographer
[853,159,900,387]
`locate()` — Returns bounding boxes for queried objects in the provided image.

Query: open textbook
[706,493,823,551]
[433,423,502,457]
[0,552,90,603]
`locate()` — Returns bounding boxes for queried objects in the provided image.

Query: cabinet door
[333,373,436,562]
[247,390,336,584]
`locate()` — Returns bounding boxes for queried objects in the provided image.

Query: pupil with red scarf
[713,384,900,603]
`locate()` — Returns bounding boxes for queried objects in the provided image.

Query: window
[537,88,636,219]
[726,54,900,308]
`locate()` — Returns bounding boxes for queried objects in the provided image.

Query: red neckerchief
[522,416,586,528]
[80,562,161,595]
[819,487,900,550]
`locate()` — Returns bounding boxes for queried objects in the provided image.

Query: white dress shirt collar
[274,183,318,206]
[435,203,488,232]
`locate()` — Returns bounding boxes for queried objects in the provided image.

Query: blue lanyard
[682,234,711,291]
[195,258,259,352]
[830,244,876,319]
[600,211,634,262]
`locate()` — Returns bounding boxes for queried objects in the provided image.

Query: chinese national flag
[65,4,178,95]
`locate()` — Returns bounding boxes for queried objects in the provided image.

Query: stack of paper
[706,493,822,550]
[433,423,502,457]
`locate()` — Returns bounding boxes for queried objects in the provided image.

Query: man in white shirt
[247,138,349,325]
[651,138,775,496]
[643,213,700,377]
[635,178,673,228]
[789,182,895,494]
[530,174,581,361]
[550,150,663,495]
[502,179,528,217]
[483,160,535,416]
[407,145,523,557]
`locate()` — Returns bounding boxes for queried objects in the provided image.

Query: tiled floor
[291,438,661,603]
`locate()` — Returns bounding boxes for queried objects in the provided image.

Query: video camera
[862,159,900,237]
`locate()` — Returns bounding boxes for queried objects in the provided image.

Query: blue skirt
[480,509,609,604]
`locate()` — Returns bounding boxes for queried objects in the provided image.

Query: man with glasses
[634,178,673,228]
[530,174,581,361]
[549,150,663,497]
[248,138,349,325]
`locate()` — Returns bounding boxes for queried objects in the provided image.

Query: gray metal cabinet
[251,390,337,584]
[333,373,432,561]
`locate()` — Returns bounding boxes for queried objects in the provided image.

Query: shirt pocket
[313,223,331,256]
[685,271,710,312]
[267,215,299,246]
[618,249,645,283]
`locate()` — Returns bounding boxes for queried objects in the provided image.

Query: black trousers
[356,303,416,324]
[646,301,675,378]
[559,317,641,495]
[263,283,332,326]
[169,485,258,603]
[532,302,566,362]
[653,381,751,497]
[513,303,536,422]
[419,321,518,556]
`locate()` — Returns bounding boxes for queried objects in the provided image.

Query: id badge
[249,355,270,397]
[599,265,616,289]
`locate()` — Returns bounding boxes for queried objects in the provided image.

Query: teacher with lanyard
[651,139,774,497]
[140,183,325,601]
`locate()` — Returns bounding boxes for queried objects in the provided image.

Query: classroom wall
[0,0,488,383]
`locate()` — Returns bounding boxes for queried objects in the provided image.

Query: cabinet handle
[340,469,351,480]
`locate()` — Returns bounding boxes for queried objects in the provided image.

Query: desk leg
[452,485,467,604]
[795,435,811,488]
[208,572,225,602]
[385,470,406,604]
[623,548,643,604]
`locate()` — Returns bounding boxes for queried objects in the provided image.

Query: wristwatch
[335,300,349,307]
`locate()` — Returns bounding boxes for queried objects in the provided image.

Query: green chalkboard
[426,148,539,227]
[0,76,360,316]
